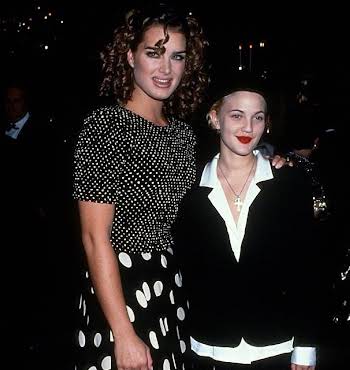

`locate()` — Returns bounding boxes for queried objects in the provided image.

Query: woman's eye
[232,114,242,119]
[172,54,185,61]
[146,51,159,58]
[255,115,265,121]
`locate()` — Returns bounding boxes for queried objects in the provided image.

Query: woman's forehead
[223,90,266,108]
[142,25,186,48]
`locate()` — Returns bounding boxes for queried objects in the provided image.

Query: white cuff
[291,347,316,366]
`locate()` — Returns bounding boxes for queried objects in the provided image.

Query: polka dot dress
[73,106,196,370]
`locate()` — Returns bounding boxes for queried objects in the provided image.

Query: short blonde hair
[206,99,224,130]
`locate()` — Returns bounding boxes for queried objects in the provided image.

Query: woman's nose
[159,57,171,74]
[242,119,253,133]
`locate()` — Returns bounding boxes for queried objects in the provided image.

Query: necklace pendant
[234,196,243,212]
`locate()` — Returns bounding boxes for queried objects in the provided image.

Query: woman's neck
[218,151,256,173]
[125,92,167,126]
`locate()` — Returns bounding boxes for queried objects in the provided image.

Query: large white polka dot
[83,300,86,316]
[87,367,97,370]
[141,252,152,260]
[154,281,163,297]
[180,340,186,353]
[177,307,185,321]
[172,353,177,369]
[163,358,171,370]
[87,315,90,326]
[78,330,85,347]
[176,325,180,340]
[142,282,151,301]
[161,254,168,268]
[109,330,114,342]
[167,247,174,255]
[90,286,95,294]
[78,294,82,309]
[85,271,89,279]
[118,252,132,268]
[126,305,135,322]
[101,355,112,370]
[149,331,159,349]
[159,318,166,336]
[136,290,148,308]
[186,300,190,309]
[94,332,102,347]
[169,290,175,304]
[164,317,169,332]
[175,273,182,287]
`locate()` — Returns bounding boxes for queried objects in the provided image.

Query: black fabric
[208,71,272,108]
[175,165,325,348]
[74,250,190,370]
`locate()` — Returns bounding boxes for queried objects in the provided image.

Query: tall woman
[72,4,208,370]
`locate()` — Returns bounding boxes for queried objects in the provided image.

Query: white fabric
[191,336,294,364]
[292,347,317,366]
[200,151,272,261]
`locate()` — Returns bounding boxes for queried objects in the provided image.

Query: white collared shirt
[5,112,30,140]
[200,151,272,261]
[191,151,316,366]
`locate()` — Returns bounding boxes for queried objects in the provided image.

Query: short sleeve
[73,111,120,204]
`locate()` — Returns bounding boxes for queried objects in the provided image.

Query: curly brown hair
[99,4,209,120]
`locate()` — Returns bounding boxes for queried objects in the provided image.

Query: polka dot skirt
[74,249,190,370]
[72,106,196,369]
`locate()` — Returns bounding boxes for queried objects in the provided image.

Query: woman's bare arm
[78,201,152,370]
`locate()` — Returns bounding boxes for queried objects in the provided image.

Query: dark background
[1,1,349,369]
[1,1,349,139]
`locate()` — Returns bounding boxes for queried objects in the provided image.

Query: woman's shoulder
[84,105,125,125]
[80,105,131,138]
[179,181,210,212]
[74,106,130,149]
[272,164,312,191]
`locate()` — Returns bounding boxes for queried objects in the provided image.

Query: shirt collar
[200,150,274,188]
[11,111,30,130]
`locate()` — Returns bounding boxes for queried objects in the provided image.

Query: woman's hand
[114,332,153,370]
[291,364,315,370]
[269,154,293,169]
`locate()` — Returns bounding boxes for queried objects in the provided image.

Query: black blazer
[1,113,55,200]
[175,166,323,348]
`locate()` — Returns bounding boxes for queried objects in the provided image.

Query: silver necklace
[218,158,256,212]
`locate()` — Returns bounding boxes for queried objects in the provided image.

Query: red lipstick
[236,136,252,144]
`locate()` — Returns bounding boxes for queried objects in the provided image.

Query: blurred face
[5,87,27,122]
[127,25,186,102]
[210,91,267,156]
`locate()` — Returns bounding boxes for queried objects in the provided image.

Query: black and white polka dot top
[73,105,197,254]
